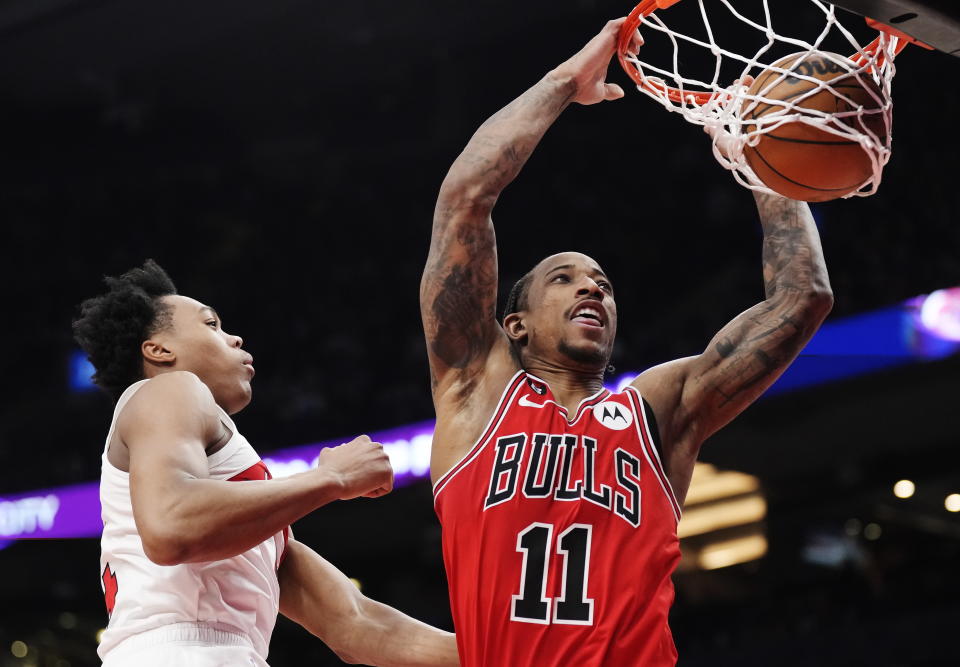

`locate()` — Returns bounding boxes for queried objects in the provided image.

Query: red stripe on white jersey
[228,460,272,482]
[228,460,290,568]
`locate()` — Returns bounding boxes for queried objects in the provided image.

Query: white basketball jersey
[98,379,288,662]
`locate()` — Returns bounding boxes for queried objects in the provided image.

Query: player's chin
[227,382,254,414]
[558,338,609,369]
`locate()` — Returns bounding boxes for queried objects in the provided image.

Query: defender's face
[522,253,617,368]
[158,295,255,414]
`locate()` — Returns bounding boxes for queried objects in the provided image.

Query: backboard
[832,0,960,56]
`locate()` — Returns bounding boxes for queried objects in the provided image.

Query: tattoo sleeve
[420,74,577,377]
[689,192,833,438]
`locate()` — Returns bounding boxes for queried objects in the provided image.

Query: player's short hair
[502,269,535,321]
[73,259,178,400]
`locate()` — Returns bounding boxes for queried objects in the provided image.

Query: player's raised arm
[687,192,833,429]
[420,18,641,394]
[122,372,393,565]
[279,540,459,667]
[635,192,833,478]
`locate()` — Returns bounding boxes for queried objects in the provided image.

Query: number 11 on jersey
[511,522,594,625]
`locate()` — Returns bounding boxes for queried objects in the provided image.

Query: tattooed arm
[421,19,641,480]
[633,192,833,500]
[418,74,571,389]
[420,19,640,394]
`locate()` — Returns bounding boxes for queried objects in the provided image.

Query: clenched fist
[318,435,394,500]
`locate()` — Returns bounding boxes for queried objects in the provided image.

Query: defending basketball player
[74,261,458,666]
[421,18,833,666]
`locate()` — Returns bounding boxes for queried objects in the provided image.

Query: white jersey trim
[104,621,254,661]
[433,371,527,500]
[101,380,149,463]
[523,372,610,426]
[624,386,682,524]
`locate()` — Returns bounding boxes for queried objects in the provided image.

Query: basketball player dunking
[421,19,833,666]
[74,261,458,666]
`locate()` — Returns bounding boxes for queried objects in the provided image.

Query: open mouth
[571,303,604,328]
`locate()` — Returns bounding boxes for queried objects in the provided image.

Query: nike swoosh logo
[518,394,548,409]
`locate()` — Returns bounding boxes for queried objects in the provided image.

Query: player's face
[156,295,255,414]
[522,252,617,369]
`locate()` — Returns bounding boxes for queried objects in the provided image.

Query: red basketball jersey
[434,371,682,667]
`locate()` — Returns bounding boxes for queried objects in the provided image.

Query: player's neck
[522,360,605,413]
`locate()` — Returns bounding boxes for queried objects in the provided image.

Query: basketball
[742,51,887,202]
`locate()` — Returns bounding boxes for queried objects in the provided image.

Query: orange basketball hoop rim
[616,0,914,106]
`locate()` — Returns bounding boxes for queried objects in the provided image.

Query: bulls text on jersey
[483,433,642,528]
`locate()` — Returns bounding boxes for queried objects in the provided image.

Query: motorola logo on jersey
[483,433,642,528]
[593,401,633,430]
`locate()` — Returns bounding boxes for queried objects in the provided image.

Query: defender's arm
[122,372,393,565]
[420,18,640,392]
[635,193,833,456]
[279,540,459,667]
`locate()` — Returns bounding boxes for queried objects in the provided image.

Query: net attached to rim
[617,0,907,198]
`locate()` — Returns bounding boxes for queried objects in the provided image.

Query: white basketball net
[620,0,901,198]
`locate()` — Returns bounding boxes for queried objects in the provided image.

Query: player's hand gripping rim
[550,18,643,106]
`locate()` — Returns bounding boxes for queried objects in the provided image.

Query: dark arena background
[2,1,959,665]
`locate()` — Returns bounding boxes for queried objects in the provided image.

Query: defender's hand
[318,435,394,500]
[549,18,643,106]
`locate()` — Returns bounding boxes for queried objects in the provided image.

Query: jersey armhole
[432,370,527,499]
[640,397,666,475]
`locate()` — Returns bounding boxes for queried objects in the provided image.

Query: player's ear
[142,338,176,366]
[503,312,527,345]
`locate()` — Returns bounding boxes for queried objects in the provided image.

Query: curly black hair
[73,259,178,400]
